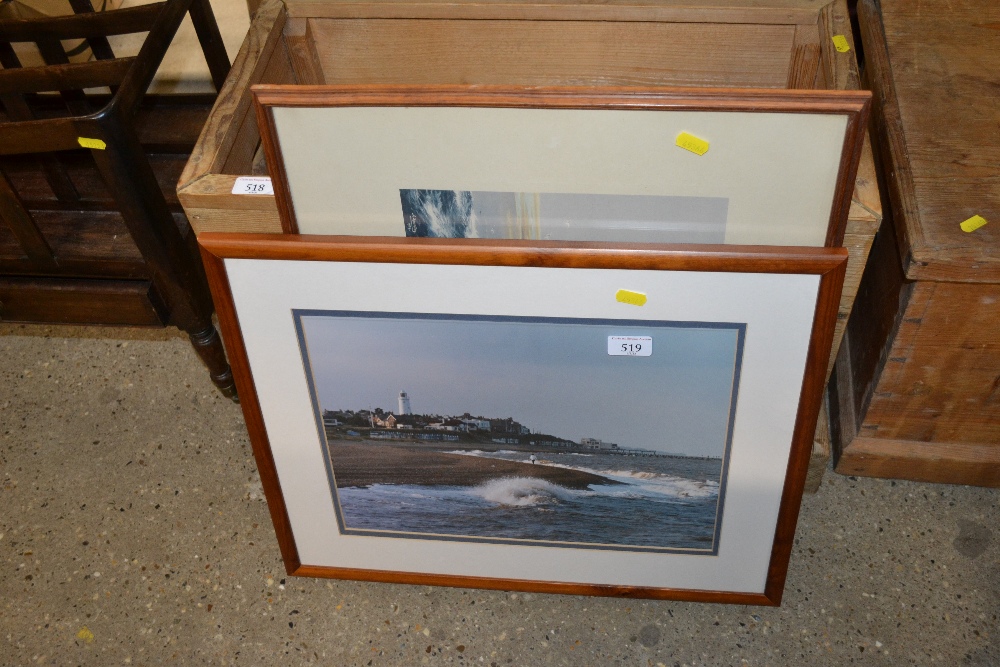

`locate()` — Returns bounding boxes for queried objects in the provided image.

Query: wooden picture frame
[251,85,870,247]
[199,233,847,604]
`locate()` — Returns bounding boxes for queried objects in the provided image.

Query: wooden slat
[284,0,824,24]
[0,85,81,201]
[178,0,288,188]
[0,117,86,155]
[0,57,135,95]
[179,174,281,234]
[786,23,820,89]
[283,18,325,85]
[817,0,859,92]
[220,28,296,174]
[0,171,58,270]
[0,2,166,41]
[846,133,881,229]
[835,436,1000,488]
[0,276,164,326]
[34,37,94,117]
[309,18,797,88]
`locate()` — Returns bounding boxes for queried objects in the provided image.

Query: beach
[328,442,617,489]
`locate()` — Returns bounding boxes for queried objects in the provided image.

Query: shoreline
[328,442,620,489]
[327,432,722,461]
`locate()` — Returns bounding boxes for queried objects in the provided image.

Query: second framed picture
[252,85,870,246]
[199,234,847,604]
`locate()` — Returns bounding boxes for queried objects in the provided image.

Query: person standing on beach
[530,455,536,464]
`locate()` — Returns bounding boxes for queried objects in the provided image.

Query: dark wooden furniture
[829,0,1000,486]
[0,0,237,398]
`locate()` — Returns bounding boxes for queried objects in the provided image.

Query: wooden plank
[284,0,825,24]
[310,19,796,88]
[0,116,89,156]
[786,23,820,89]
[846,133,881,229]
[0,57,135,95]
[179,174,282,234]
[836,436,1000,488]
[283,18,325,85]
[857,280,1000,446]
[178,0,288,189]
[220,31,297,174]
[0,277,164,326]
[860,0,1000,283]
[817,0,859,93]
[185,205,283,233]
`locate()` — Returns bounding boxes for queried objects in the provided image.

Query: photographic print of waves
[335,449,723,553]
[399,189,728,244]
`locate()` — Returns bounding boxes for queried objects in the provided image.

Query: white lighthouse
[398,391,412,415]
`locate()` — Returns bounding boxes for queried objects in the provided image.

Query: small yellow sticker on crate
[960,215,988,233]
[77,137,106,150]
[675,132,710,156]
[832,35,851,52]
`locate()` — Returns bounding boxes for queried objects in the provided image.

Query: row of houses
[323,409,530,435]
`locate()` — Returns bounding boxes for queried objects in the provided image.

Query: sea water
[335,450,725,553]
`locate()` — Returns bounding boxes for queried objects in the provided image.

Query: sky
[298,312,741,458]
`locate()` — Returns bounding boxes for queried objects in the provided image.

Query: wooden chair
[0,0,237,399]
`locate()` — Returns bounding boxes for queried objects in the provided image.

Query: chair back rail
[0,58,135,95]
[0,3,166,41]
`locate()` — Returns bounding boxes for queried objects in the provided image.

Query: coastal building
[490,417,530,435]
[398,391,412,415]
[580,437,619,450]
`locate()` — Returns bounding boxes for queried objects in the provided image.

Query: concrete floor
[1,323,997,666]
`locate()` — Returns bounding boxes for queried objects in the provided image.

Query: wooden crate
[829,0,999,487]
[177,0,883,484]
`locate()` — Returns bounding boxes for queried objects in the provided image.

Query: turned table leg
[188,325,238,401]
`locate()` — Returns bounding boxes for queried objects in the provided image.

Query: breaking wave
[470,477,577,507]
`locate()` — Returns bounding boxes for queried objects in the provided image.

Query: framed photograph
[199,234,847,604]
[252,85,870,247]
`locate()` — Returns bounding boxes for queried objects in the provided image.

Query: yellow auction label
[615,289,647,307]
[77,137,106,150]
[832,35,851,52]
[676,132,710,156]
[960,214,988,233]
